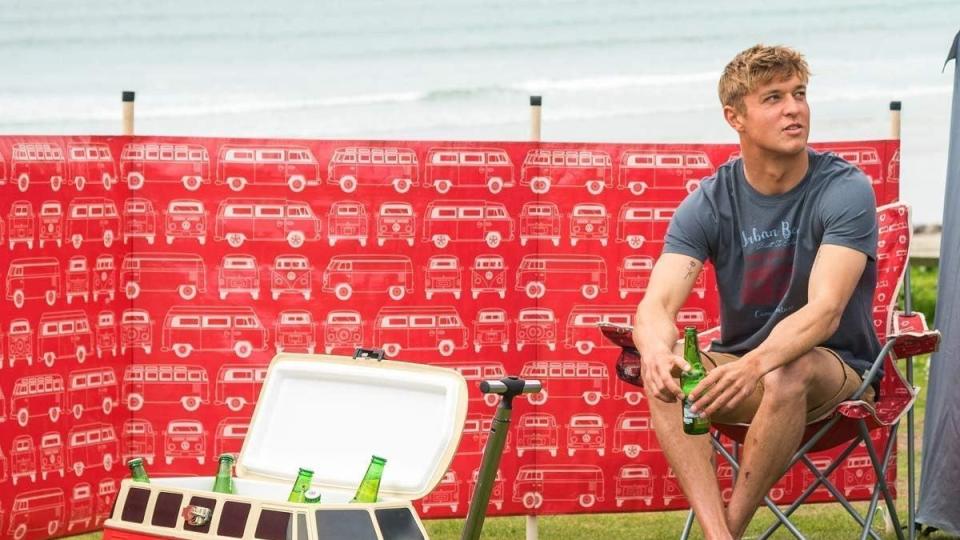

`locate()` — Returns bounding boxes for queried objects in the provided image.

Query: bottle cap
[304,488,322,503]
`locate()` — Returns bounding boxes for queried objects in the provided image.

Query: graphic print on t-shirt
[739,219,799,310]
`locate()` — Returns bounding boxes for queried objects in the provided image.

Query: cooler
[102,351,469,540]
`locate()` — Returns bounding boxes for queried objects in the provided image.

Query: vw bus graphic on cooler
[520,148,613,195]
[424,147,514,194]
[218,254,260,300]
[67,367,118,420]
[470,254,507,299]
[613,411,659,458]
[38,310,93,366]
[214,417,248,459]
[516,254,608,300]
[328,146,419,193]
[215,365,267,412]
[270,255,312,300]
[565,305,636,355]
[217,145,320,192]
[274,310,317,353]
[616,202,675,250]
[120,309,153,355]
[424,255,462,300]
[162,305,268,359]
[569,203,609,246]
[7,319,34,367]
[215,198,321,248]
[377,201,416,246]
[421,470,461,514]
[327,201,369,247]
[615,465,655,507]
[473,309,510,353]
[92,254,117,302]
[430,361,506,407]
[513,465,605,509]
[68,422,119,476]
[9,142,66,192]
[40,432,65,480]
[164,199,207,245]
[617,148,714,195]
[422,199,515,248]
[164,419,207,465]
[121,364,209,412]
[38,201,64,248]
[121,419,156,466]
[322,310,363,354]
[122,198,158,244]
[566,413,607,457]
[67,143,118,191]
[120,142,211,191]
[6,257,60,308]
[7,201,35,249]
[322,254,414,301]
[516,307,557,352]
[121,252,207,301]
[519,361,610,406]
[68,483,94,531]
[373,305,468,358]
[65,256,90,304]
[8,488,65,540]
[519,201,562,247]
[515,412,559,457]
[10,434,37,484]
[66,197,120,248]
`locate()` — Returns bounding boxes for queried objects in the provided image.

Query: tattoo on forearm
[684,261,697,280]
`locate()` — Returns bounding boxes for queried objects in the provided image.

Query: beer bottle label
[682,399,699,425]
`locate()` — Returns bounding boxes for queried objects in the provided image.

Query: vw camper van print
[520,148,612,195]
[422,200,515,248]
[38,201,64,248]
[163,199,207,246]
[328,146,419,193]
[67,143,118,191]
[120,143,211,191]
[515,254,607,300]
[10,142,66,192]
[616,203,674,250]
[377,201,416,246]
[66,198,120,249]
[373,305,468,358]
[162,306,268,359]
[7,200,35,249]
[424,147,514,194]
[217,145,320,192]
[122,198,158,244]
[327,200,369,247]
[215,198,321,248]
[617,148,714,195]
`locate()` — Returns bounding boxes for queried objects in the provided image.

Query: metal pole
[122,91,135,135]
[526,94,541,540]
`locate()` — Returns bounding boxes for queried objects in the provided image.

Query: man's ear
[723,105,745,133]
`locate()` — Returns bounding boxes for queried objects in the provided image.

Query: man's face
[734,74,809,156]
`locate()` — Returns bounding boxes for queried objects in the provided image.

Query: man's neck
[740,145,809,196]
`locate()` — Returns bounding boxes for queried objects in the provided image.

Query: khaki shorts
[700,347,875,424]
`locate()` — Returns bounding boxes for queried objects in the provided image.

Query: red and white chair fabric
[601,202,941,540]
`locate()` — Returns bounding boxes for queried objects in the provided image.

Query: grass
[65,264,954,539]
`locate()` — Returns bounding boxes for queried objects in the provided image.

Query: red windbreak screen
[0,136,899,538]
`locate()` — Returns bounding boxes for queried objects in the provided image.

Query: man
[632,44,879,539]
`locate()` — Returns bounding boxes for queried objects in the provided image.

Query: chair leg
[681,509,695,540]
[857,421,906,540]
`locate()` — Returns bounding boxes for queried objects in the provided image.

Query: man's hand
[641,350,690,403]
[689,357,762,417]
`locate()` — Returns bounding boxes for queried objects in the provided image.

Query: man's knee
[761,350,818,401]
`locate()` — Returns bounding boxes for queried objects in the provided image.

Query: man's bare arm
[634,253,704,402]
[690,244,867,415]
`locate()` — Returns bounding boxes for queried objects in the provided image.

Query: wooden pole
[122,91,135,135]
[526,94,542,540]
[890,100,901,139]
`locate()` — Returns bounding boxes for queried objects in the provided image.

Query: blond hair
[719,45,810,113]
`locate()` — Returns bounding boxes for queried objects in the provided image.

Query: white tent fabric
[916,29,960,536]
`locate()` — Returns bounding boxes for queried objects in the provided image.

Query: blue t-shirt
[663,149,880,378]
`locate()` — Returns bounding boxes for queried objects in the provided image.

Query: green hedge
[903,263,938,324]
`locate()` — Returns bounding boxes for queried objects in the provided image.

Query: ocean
[1,0,957,224]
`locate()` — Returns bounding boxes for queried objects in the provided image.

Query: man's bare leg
[647,344,732,540]
[724,349,844,538]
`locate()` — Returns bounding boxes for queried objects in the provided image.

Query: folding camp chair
[601,202,941,540]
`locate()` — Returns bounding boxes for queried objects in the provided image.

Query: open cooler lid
[236,353,468,501]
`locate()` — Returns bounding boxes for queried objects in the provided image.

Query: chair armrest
[891,311,941,358]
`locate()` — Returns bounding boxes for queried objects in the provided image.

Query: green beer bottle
[681,327,711,435]
[351,455,387,503]
[212,454,236,494]
[128,457,150,483]
[288,468,314,503]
